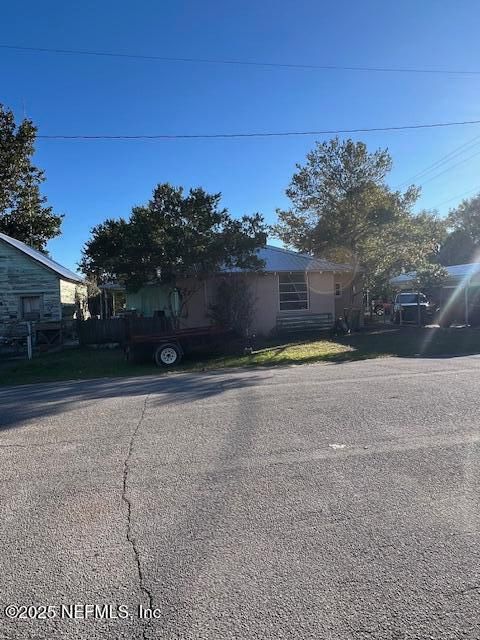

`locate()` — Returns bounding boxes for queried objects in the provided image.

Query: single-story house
[390,262,480,325]
[124,245,363,335]
[0,232,89,324]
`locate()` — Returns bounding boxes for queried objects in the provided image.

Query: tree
[0,103,63,251]
[434,194,480,265]
[448,193,480,244]
[80,183,267,294]
[364,210,447,295]
[273,137,446,295]
[208,275,256,336]
[436,229,477,266]
[412,263,448,298]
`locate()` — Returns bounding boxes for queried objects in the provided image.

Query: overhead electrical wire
[35,118,480,141]
[396,133,480,188]
[417,147,480,188]
[2,43,480,76]
[433,185,480,210]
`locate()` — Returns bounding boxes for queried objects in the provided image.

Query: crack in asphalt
[121,394,153,639]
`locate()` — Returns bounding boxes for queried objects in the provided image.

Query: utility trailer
[125,324,231,367]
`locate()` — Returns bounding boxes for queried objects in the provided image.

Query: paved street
[1,356,480,639]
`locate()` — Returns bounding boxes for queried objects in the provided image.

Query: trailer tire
[154,343,182,367]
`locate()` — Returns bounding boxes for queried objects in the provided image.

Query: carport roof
[391,262,480,287]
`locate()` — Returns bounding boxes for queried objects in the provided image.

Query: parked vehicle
[393,292,436,325]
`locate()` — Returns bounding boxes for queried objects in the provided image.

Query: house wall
[126,285,170,317]
[334,272,354,317]
[181,271,337,336]
[249,272,278,335]
[125,281,210,327]
[249,271,336,335]
[334,272,364,325]
[177,279,210,328]
[60,280,90,319]
[0,239,61,322]
[123,271,354,335]
[307,272,335,316]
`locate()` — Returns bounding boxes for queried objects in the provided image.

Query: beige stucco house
[0,232,89,324]
[126,245,363,335]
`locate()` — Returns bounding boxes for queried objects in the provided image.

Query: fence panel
[78,318,127,345]
[127,316,172,336]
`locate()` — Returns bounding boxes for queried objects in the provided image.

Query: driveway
[1,356,480,639]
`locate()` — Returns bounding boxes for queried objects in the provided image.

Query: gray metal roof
[225,245,355,273]
[391,262,480,287]
[0,232,84,283]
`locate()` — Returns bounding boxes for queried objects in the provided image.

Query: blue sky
[2,0,480,271]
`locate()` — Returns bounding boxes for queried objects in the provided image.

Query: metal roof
[0,232,84,283]
[391,262,480,287]
[225,245,355,273]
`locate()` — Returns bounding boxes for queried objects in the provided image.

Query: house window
[21,295,42,320]
[279,272,308,311]
[335,283,342,297]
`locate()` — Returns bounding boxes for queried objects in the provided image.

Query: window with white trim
[279,272,308,311]
[335,283,342,297]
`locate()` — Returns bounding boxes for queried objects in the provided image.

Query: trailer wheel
[154,343,182,367]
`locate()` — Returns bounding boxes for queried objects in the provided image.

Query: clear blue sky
[2,0,480,271]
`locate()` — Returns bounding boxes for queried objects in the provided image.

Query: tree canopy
[80,183,267,290]
[412,263,448,297]
[0,103,63,251]
[273,137,446,294]
[435,194,480,266]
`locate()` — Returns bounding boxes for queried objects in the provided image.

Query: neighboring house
[0,232,88,324]
[124,245,363,335]
[391,262,480,325]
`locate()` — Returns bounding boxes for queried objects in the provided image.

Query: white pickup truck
[393,292,435,325]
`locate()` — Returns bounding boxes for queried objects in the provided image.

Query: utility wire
[418,147,480,188]
[396,133,480,188]
[35,118,480,141]
[2,43,480,76]
[433,185,480,209]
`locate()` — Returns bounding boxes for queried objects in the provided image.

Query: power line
[418,147,480,188]
[396,133,480,188]
[3,43,480,76]
[35,118,480,141]
[433,185,480,210]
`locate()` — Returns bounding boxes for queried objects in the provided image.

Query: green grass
[1,325,479,386]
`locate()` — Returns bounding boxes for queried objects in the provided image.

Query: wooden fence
[78,318,127,345]
[78,316,172,345]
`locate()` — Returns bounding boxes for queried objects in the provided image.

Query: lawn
[1,326,479,386]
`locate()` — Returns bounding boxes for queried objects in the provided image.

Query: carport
[390,262,480,326]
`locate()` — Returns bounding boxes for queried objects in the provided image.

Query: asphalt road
[1,356,480,639]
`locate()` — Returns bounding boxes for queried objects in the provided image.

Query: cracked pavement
[1,356,480,639]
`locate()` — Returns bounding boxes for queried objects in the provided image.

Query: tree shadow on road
[0,370,267,433]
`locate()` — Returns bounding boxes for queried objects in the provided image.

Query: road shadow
[0,370,266,433]
[331,325,480,363]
